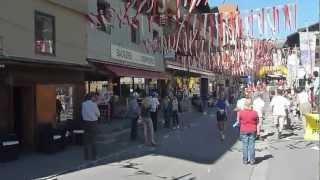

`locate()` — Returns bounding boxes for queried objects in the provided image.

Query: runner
[270,89,290,139]
[216,93,229,141]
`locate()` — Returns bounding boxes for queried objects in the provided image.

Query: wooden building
[0,0,88,151]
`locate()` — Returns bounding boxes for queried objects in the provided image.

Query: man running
[216,93,229,141]
[270,89,290,139]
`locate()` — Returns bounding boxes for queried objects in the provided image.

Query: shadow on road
[255,154,274,164]
[42,111,240,179]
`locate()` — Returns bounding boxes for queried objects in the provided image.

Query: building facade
[0,0,88,150]
[87,0,167,99]
[315,33,320,67]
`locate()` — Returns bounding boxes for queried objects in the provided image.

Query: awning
[97,63,168,79]
[257,66,288,77]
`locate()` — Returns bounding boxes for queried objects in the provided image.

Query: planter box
[38,124,65,154]
[0,134,20,162]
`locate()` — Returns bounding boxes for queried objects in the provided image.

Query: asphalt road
[52,110,320,180]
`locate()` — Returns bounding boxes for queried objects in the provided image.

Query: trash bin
[0,134,20,162]
[56,122,74,149]
[67,119,85,146]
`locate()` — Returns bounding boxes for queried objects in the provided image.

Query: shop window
[35,11,55,55]
[131,25,140,44]
[97,0,112,34]
[56,85,74,122]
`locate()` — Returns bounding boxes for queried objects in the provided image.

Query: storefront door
[13,86,35,150]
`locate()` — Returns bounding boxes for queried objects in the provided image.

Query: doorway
[13,86,35,150]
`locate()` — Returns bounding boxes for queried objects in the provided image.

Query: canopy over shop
[89,61,168,97]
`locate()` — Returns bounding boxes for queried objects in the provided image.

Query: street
[39,110,319,180]
[0,0,320,180]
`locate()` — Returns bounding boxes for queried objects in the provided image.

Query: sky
[208,0,319,39]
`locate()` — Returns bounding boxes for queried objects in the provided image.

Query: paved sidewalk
[50,102,319,180]
[0,111,202,180]
[2,103,319,180]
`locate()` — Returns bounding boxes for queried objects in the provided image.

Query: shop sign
[300,32,316,74]
[111,44,156,67]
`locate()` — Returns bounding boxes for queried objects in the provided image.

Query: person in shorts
[270,89,290,139]
[216,93,229,141]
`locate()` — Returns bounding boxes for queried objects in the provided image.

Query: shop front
[165,55,216,112]
[0,60,88,151]
[87,61,167,118]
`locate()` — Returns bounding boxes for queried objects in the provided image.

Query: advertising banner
[299,32,316,75]
[304,113,320,141]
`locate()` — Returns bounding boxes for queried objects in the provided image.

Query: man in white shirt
[82,92,100,160]
[253,93,265,138]
[232,93,248,127]
[297,87,312,131]
[236,96,246,111]
[270,89,290,139]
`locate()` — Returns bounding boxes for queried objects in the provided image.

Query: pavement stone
[1,102,319,180]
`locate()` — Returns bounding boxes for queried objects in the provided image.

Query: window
[317,39,320,46]
[97,0,112,34]
[131,26,140,44]
[316,52,319,59]
[56,85,74,122]
[153,30,159,40]
[35,11,55,55]
[0,36,3,55]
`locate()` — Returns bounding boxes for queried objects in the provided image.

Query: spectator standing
[163,95,172,128]
[252,93,265,139]
[56,97,63,123]
[141,95,156,146]
[239,98,258,165]
[234,93,248,126]
[150,92,160,132]
[81,93,100,160]
[172,96,179,129]
[127,92,140,141]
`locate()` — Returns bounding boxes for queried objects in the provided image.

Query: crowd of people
[79,71,319,163]
[79,89,187,160]
[215,70,319,165]
[127,92,183,147]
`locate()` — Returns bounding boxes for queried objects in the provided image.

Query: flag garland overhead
[86,0,298,76]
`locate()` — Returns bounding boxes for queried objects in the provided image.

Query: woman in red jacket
[238,98,259,165]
